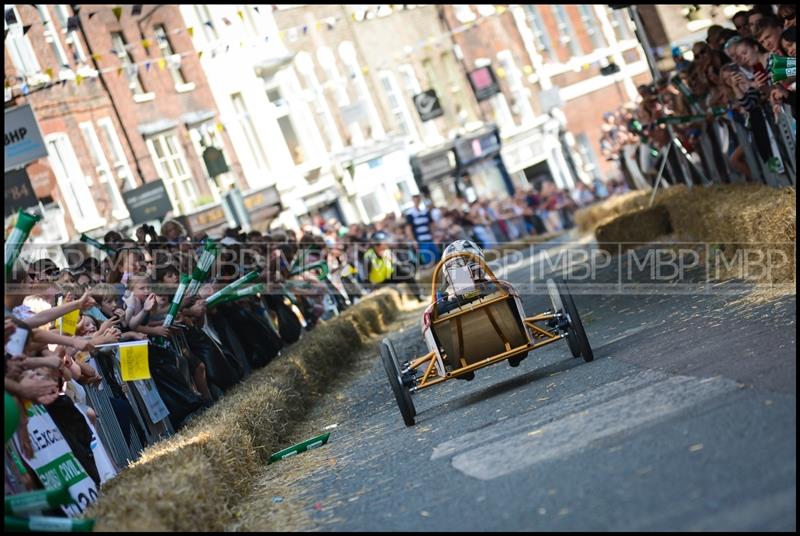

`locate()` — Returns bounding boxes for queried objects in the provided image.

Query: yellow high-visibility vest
[365,248,393,284]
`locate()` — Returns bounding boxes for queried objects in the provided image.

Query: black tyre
[546,279,581,358]
[383,338,416,417]
[380,339,416,426]
[556,280,593,362]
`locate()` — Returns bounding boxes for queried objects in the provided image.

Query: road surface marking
[448,373,738,480]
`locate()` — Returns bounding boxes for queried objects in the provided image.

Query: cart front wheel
[380,339,416,426]
[556,280,593,362]
[547,279,581,358]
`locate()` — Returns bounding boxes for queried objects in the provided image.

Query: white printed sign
[12,404,99,517]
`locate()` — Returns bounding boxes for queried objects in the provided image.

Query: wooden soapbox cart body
[381,252,593,427]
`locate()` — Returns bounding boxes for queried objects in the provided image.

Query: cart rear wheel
[380,339,416,426]
[547,279,581,358]
[556,280,593,362]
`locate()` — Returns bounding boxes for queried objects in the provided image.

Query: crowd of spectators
[5,163,631,516]
[600,4,795,187]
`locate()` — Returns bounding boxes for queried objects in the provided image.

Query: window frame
[78,121,130,219]
[145,132,198,216]
[45,132,105,231]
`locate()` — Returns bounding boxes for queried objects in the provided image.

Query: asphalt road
[267,234,796,531]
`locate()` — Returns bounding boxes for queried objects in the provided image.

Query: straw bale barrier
[595,205,672,253]
[585,184,795,286]
[86,289,403,531]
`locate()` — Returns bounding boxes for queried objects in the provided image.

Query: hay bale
[595,205,672,253]
[589,184,795,288]
[86,289,404,531]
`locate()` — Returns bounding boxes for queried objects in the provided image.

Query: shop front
[181,185,282,236]
[409,142,459,207]
[453,124,514,202]
[500,118,572,192]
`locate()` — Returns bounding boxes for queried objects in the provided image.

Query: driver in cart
[420,240,532,381]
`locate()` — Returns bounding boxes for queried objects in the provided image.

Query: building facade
[4,4,281,244]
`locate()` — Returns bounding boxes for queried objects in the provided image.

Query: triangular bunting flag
[145,60,151,71]
[315,21,322,30]
[88,11,97,19]
[22,24,32,35]
[216,122,224,133]
[204,20,214,30]
[237,10,244,22]
[253,6,259,13]
[187,27,194,38]
[5,9,17,26]
[141,38,151,49]
[60,79,67,87]
[222,17,231,26]
[21,83,29,95]
[362,66,369,75]
[67,15,79,32]
[75,73,84,85]
[197,50,204,59]
[45,67,54,79]
[117,66,124,76]
[132,5,143,16]
[91,53,102,61]
[157,58,166,70]
[302,25,308,34]
[112,6,123,22]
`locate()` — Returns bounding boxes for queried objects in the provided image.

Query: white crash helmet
[442,240,486,294]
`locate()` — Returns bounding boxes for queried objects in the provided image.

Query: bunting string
[5,5,518,97]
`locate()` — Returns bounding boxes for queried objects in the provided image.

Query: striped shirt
[405,207,434,242]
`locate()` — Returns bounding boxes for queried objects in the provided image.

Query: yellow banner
[119,342,150,381]
[59,309,80,336]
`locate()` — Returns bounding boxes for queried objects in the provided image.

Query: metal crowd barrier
[627,103,796,191]
[83,345,175,471]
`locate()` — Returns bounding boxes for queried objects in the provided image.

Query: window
[96,118,136,192]
[295,51,342,152]
[145,133,197,215]
[46,133,104,231]
[361,191,384,221]
[193,5,218,43]
[5,6,40,75]
[154,24,187,86]
[36,5,69,68]
[379,71,414,138]
[609,7,633,41]
[267,84,305,164]
[552,6,582,57]
[240,4,260,37]
[440,52,470,118]
[230,92,269,171]
[525,6,553,61]
[54,5,85,63]
[453,5,476,23]
[79,122,128,218]
[497,50,534,124]
[111,32,145,95]
[578,5,605,50]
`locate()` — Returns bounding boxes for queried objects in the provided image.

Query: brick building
[4,4,263,243]
[441,5,653,186]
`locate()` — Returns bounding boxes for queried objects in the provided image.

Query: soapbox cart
[381,252,593,426]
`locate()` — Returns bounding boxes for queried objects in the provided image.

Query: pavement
[256,232,796,531]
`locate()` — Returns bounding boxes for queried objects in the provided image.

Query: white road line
[443,374,739,480]
[431,368,670,461]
